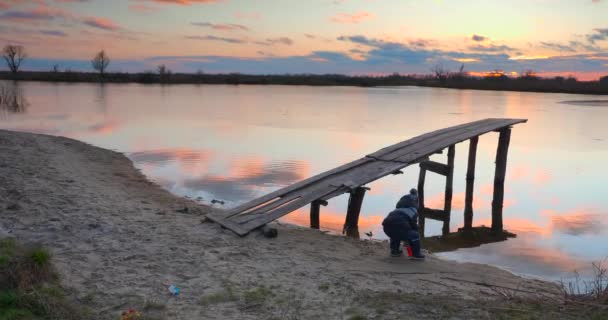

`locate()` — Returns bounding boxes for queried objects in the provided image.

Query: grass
[0,237,88,320]
[242,285,274,307]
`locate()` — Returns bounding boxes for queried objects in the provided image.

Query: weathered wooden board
[206,118,527,236]
[420,160,450,176]
[420,208,448,222]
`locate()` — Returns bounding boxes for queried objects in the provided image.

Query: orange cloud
[82,17,120,31]
[330,11,374,24]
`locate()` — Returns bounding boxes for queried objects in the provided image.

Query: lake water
[1,80,607,282]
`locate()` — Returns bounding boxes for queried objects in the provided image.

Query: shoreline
[0,129,573,319]
[2,72,608,96]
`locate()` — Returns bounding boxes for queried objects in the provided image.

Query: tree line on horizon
[2,44,608,94]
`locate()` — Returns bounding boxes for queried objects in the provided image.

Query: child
[382,188,425,259]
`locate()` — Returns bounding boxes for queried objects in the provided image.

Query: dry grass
[560,259,608,306]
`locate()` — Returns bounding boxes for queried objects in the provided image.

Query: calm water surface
[1,81,607,282]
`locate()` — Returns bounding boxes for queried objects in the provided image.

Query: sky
[1,0,608,80]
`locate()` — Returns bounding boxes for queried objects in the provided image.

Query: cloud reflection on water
[182,159,309,202]
[129,148,310,203]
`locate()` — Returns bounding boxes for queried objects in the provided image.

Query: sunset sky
[1,0,607,79]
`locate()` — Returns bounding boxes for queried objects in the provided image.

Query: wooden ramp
[207,118,527,236]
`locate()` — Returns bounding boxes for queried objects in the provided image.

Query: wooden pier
[207,118,527,236]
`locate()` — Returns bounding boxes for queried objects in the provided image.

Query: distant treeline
[1,70,608,95]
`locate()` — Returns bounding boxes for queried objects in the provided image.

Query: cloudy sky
[1,0,607,79]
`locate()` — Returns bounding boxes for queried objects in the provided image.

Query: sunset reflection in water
[0,81,606,281]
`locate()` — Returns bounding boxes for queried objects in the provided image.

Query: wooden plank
[369,119,493,158]
[234,194,302,218]
[239,186,340,232]
[319,160,413,201]
[385,119,524,162]
[343,187,366,238]
[224,158,371,215]
[377,118,506,161]
[418,166,427,236]
[388,119,525,163]
[377,119,501,161]
[231,196,302,224]
[443,145,455,236]
[208,214,250,236]
[420,208,447,221]
[420,160,450,176]
[492,128,511,232]
[464,136,479,231]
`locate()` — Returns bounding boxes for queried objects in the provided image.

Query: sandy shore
[0,129,561,319]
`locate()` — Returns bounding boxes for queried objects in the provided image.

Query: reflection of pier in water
[209,118,528,240]
[0,81,28,116]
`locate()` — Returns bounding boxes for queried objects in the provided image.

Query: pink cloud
[82,17,120,31]
[330,11,374,24]
[136,0,223,5]
[128,3,159,13]
[0,4,122,32]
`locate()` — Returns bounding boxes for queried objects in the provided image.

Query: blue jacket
[382,207,419,232]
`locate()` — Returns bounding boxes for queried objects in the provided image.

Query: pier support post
[442,145,455,236]
[344,187,367,238]
[310,199,327,229]
[464,137,479,232]
[417,166,427,237]
[492,128,512,232]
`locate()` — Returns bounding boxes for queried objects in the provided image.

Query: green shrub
[0,290,18,308]
[0,308,34,320]
[29,248,50,268]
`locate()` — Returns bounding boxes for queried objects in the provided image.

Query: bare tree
[91,50,110,76]
[157,64,167,75]
[2,45,27,74]
[431,63,449,82]
[157,64,171,83]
